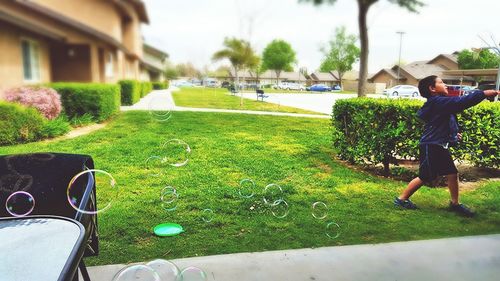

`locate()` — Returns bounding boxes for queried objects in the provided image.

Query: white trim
[105,51,114,78]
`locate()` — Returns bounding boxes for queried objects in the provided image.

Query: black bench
[256,89,269,101]
[229,86,237,96]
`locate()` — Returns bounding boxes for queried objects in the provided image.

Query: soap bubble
[160,139,191,167]
[112,264,160,281]
[67,169,118,215]
[146,259,181,281]
[145,156,162,177]
[161,186,178,211]
[311,201,328,220]
[201,208,214,223]
[263,184,283,206]
[271,199,289,219]
[325,221,341,239]
[180,266,207,281]
[148,96,172,122]
[238,179,256,198]
[5,191,35,217]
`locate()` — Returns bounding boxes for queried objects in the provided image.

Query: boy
[394,75,499,217]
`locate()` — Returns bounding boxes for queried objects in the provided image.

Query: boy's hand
[457,133,462,141]
[484,90,499,97]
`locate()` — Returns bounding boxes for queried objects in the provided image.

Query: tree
[319,26,360,90]
[176,62,201,78]
[262,39,297,84]
[302,0,424,97]
[212,37,259,105]
[458,48,500,69]
[248,56,265,86]
[164,67,179,80]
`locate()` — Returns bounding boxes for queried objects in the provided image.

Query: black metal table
[0,215,87,281]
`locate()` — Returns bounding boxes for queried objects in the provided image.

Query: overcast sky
[142,0,499,74]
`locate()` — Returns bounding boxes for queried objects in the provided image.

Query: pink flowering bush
[4,86,62,120]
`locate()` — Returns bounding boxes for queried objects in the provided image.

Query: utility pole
[396,31,405,85]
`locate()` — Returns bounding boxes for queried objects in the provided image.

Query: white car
[384,85,420,98]
[277,82,305,91]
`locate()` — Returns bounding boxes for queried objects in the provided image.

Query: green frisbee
[153,223,184,237]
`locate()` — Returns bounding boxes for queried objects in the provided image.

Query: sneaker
[394,197,418,210]
[449,202,475,217]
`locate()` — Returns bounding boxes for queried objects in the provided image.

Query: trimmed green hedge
[51,83,120,122]
[118,80,141,105]
[152,81,169,90]
[140,81,153,97]
[332,98,499,174]
[0,101,46,146]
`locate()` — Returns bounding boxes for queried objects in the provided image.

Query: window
[105,52,114,78]
[21,39,40,82]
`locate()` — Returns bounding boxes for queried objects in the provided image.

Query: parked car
[331,85,341,91]
[307,84,331,92]
[174,80,194,87]
[447,85,474,96]
[384,85,419,97]
[277,82,305,91]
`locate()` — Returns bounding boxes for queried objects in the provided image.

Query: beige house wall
[0,0,144,92]
[371,72,398,88]
[343,81,385,94]
[33,0,123,42]
[0,22,52,94]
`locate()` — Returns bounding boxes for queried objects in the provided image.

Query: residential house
[0,0,150,96]
[141,43,169,82]
[309,72,338,87]
[369,53,474,88]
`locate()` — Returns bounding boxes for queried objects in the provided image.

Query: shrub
[70,113,94,127]
[50,83,120,122]
[118,80,141,105]
[40,115,71,138]
[0,101,46,145]
[141,81,153,97]
[4,86,62,119]
[453,102,500,167]
[331,98,499,174]
[152,81,169,90]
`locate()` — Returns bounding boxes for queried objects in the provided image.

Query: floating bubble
[112,264,161,281]
[180,266,207,281]
[160,139,191,167]
[238,179,256,198]
[161,186,178,211]
[201,208,214,223]
[271,199,289,219]
[145,259,181,281]
[312,201,328,220]
[148,96,172,122]
[5,191,35,217]
[145,156,162,177]
[326,221,341,239]
[67,169,118,215]
[263,184,283,206]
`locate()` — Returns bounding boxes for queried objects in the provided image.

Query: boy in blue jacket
[394,75,499,217]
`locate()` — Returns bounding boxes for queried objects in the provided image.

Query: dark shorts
[419,144,458,182]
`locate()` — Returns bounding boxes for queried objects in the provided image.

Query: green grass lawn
[172,87,325,114]
[1,111,498,266]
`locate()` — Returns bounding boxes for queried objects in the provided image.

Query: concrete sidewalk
[87,234,500,281]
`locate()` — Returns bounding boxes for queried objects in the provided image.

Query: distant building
[369,53,474,88]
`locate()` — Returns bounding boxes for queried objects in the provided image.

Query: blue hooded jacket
[417,90,486,146]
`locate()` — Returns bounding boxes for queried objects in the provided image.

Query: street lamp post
[396,31,405,85]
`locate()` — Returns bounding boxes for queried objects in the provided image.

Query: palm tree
[213,37,259,105]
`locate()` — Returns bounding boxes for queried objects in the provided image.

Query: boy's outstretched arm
[435,90,499,114]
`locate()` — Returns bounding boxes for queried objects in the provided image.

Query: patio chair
[0,153,99,281]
